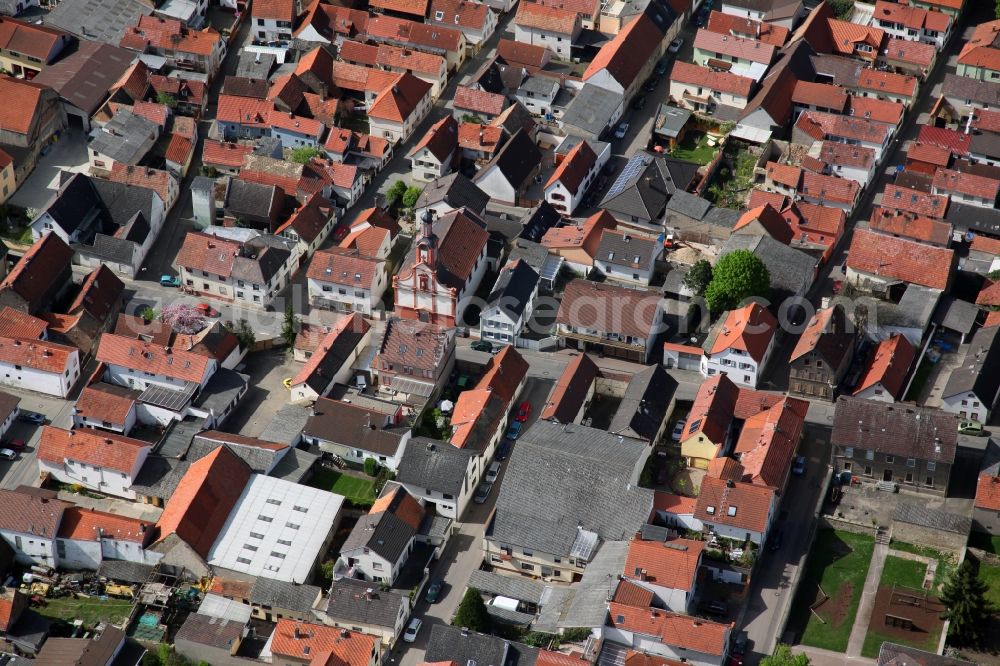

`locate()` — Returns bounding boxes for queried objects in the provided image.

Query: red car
[515,401,532,422]
[196,303,219,317]
[5,438,25,451]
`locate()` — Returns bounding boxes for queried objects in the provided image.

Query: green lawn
[881,555,927,590]
[975,561,1000,610]
[37,596,132,628]
[705,148,758,209]
[970,531,1000,555]
[890,541,955,593]
[308,468,376,506]
[861,623,941,659]
[790,529,875,652]
[670,132,717,166]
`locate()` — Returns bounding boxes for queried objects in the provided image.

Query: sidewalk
[794,645,877,666]
[846,542,889,656]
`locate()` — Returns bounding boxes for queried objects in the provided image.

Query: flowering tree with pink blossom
[160,303,207,334]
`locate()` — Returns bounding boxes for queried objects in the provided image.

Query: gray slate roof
[600,153,698,225]
[325,578,407,629]
[721,233,817,300]
[260,403,311,445]
[878,642,975,666]
[489,421,653,557]
[396,438,476,496]
[174,613,245,651]
[665,190,712,220]
[188,435,284,474]
[558,540,628,628]
[561,83,621,138]
[943,73,1000,108]
[893,502,971,535]
[236,51,276,79]
[32,41,135,115]
[342,508,416,563]
[971,132,1000,160]
[932,297,979,335]
[943,325,1000,402]
[653,104,692,139]
[45,0,151,45]
[249,578,321,614]
[475,128,542,193]
[424,625,539,666]
[90,110,159,165]
[268,446,319,483]
[225,179,279,219]
[468,570,545,604]
[417,172,490,215]
[485,259,539,320]
[96,560,155,584]
[607,364,676,442]
[130,457,190,500]
[596,230,659,270]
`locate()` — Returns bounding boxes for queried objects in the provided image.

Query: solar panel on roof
[603,154,649,201]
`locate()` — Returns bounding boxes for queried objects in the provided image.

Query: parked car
[4,438,24,451]
[196,303,219,317]
[160,275,182,287]
[471,340,493,353]
[631,94,647,110]
[655,58,670,75]
[496,440,512,461]
[474,481,494,504]
[959,420,985,436]
[403,618,422,643]
[792,456,807,476]
[733,631,749,655]
[425,580,443,603]
[671,419,687,442]
[668,37,684,53]
[0,448,16,461]
[614,121,629,139]
[486,461,502,484]
[505,420,523,440]
[516,401,532,422]
[705,600,728,616]
[768,528,783,552]
[18,412,45,425]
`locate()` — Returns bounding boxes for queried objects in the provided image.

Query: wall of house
[410,146,450,183]
[0,529,56,567]
[308,272,386,316]
[179,266,287,308]
[104,360,213,392]
[704,520,765,546]
[669,81,749,112]
[370,93,432,144]
[594,256,655,286]
[702,350,763,388]
[311,432,407,472]
[852,381,897,403]
[37,451,147,500]
[873,19,947,48]
[974,506,1000,536]
[176,634,250,666]
[272,126,323,149]
[602,629,725,666]
[513,25,575,60]
[631,580,689,613]
[931,187,995,208]
[0,354,79,398]
[484,538,580,582]
[941,390,991,423]
[73,407,137,435]
[474,164,518,205]
[829,162,874,188]
[342,541,410,585]
[653,509,703,532]
[834,446,949,494]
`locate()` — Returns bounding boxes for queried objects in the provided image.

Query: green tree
[761,645,810,666]
[453,587,491,632]
[996,0,1000,20]
[386,180,407,204]
[223,318,256,351]
[827,0,854,19]
[683,259,713,296]
[289,146,324,164]
[156,92,177,108]
[402,185,423,209]
[364,457,379,477]
[941,560,993,646]
[704,249,770,313]
[282,303,298,347]
[139,306,159,323]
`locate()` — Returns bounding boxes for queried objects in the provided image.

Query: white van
[489,596,521,612]
[486,462,501,484]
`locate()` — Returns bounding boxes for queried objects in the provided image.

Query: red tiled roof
[907,141,951,167]
[869,208,952,246]
[624,537,703,592]
[370,484,424,530]
[457,122,502,153]
[253,0,295,20]
[0,337,76,374]
[710,302,777,363]
[933,167,1000,201]
[608,602,730,656]
[827,18,885,56]
[270,622,377,666]
[977,278,1000,307]
[367,14,464,53]
[976,474,1000,511]
[533,0,600,18]
[791,80,847,111]
[856,68,917,97]
[848,95,904,125]
[747,189,788,210]
[987,310,1000,328]
[546,140,597,194]
[68,265,123,322]
[307,156,361,191]
[0,589,26,632]
[131,100,169,127]
[291,313,371,387]
[624,652,687,666]
[497,39,549,68]
[408,115,458,162]
[108,164,176,208]
[478,345,529,403]
[765,161,802,189]
[734,397,808,488]
[735,204,793,244]
[38,426,148,474]
[883,36,935,69]
[165,133,193,166]
[917,126,970,156]
[540,351,599,422]
[96,333,213,384]
[973,108,1000,134]
[370,0,428,17]
[708,457,746,483]
[368,72,432,123]
[959,20,1000,72]
[694,476,775,535]
[202,140,254,169]
[796,110,891,146]
[275,194,333,244]
[154,445,252,558]
[972,235,1000,256]
[881,183,949,219]
[873,0,950,32]
[0,75,50,135]
[0,307,46,340]
[377,43,445,75]
[430,0,493,29]
[541,209,614,251]
[307,246,383,288]
[74,383,138,425]
[120,15,221,57]
[536,651,589,666]
[670,60,754,98]
[515,2,578,34]
[584,13,665,88]
[0,17,66,63]
[555,279,663,340]
[853,333,915,398]
[685,374,740,446]
[295,1,369,40]
[651,491,698,516]
[176,231,240,278]
[692,27,775,64]
[0,232,74,309]
[148,75,206,108]
[454,85,506,116]
[847,227,953,290]
[819,141,875,169]
[706,10,789,47]
[795,201,846,238]
[799,171,859,205]
[57,506,151,543]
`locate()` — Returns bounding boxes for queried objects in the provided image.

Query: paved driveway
[9,129,90,211]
